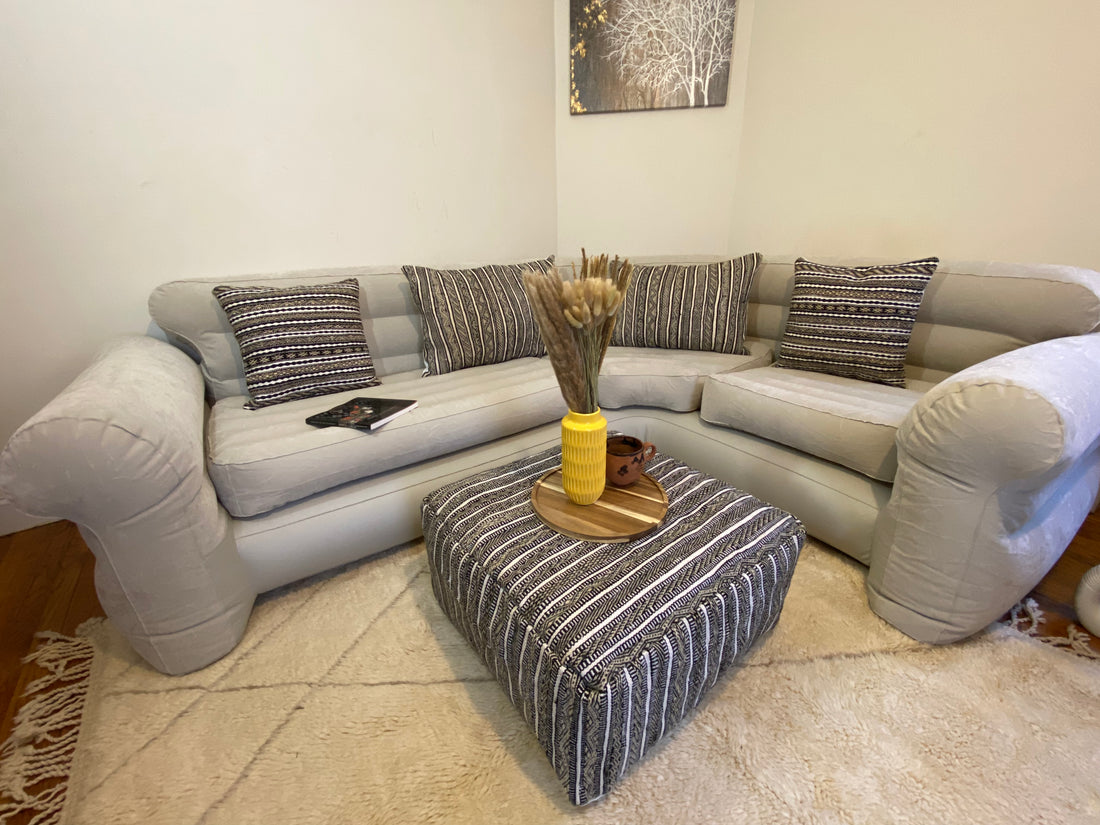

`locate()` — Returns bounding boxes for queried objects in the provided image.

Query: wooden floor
[1019,512,1100,651]
[1,514,1098,822]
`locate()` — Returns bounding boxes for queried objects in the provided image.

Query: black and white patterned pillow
[774,257,939,387]
[213,279,381,409]
[402,257,554,375]
[611,254,761,354]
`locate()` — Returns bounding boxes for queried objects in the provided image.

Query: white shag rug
[3,539,1100,825]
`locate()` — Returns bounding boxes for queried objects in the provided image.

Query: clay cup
[605,435,657,487]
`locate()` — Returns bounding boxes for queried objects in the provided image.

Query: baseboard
[0,501,54,536]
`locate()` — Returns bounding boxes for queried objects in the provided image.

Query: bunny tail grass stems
[525,271,588,411]
[522,252,633,415]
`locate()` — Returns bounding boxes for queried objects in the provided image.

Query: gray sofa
[3,255,1100,675]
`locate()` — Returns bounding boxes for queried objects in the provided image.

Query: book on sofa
[305,397,418,432]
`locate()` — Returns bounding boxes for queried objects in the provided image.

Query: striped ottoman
[422,446,805,805]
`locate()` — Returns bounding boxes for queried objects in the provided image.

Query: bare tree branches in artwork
[602,0,737,108]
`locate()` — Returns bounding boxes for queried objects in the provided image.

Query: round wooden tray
[530,468,669,543]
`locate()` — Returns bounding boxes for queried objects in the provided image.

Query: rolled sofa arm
[867,333,1100,643]
[0,335,255,674]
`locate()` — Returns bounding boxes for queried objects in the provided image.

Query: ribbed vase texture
[560,409,607,505]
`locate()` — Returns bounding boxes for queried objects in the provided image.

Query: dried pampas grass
[523,250,633,414]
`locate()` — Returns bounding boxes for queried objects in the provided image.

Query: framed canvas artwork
[570,0,739,115]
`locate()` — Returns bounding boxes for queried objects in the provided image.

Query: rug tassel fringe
[1006,598,1100,660]
[0,631,96,825]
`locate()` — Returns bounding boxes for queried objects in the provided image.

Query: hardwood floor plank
[0,523,103,825]
[1033,512,1100,614]
[1021,593,1100,656]
[60,531,104,636]
[0,522,77,746]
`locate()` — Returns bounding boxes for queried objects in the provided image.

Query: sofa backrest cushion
[150,266,423,401]
[153,255,1100,402]
[749,257,1100,375]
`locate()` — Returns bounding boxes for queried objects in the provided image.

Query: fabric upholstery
[701,367,933,482]
[868,334,1100,642]
[8,254,1100,677]
[424,444,804,805]
[402,257,554,375]
[230,409,887,594]
[774,257,938,387]
[149,267,424,400]
[0,336,255,675]
[749,258,1100,371]
[599,339,773,412]
[213,279,381,409]
[207,358,567,517]
[611,254,761,354]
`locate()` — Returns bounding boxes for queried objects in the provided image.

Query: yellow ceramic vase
[560,408,607,505]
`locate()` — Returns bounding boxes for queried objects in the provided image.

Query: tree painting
[570,0,739,115]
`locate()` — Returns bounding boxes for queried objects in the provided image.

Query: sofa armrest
[867,334,1100,643]
[0,335,255,674]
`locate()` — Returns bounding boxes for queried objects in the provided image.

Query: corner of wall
[724,0,758,257]
[554,0,757,260]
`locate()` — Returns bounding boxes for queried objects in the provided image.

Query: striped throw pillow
[213,279,381,409]
[611,254,761,354]
[402,257,554,375]
[774,257,939,387]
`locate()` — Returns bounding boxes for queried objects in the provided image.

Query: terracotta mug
[606,435,657,487]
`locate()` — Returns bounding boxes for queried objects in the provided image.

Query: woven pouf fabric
[422,446,805,805]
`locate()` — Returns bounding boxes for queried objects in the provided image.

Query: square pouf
[422,446,805,805]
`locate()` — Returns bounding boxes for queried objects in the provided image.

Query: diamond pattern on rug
[5,540,1095,825]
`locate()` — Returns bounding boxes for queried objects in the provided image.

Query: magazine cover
[305,397,418,431]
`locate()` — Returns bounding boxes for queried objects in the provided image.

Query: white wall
[7,2,1100,534]
[553,0,756,260]
[0,1,557,534]
[729,0,1100,268]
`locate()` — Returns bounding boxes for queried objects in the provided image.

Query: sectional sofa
[2,254,1099,675]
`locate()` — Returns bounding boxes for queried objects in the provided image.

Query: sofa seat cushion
[700,367,935,481]
[207,358,567,518]
[599,338,774,411]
